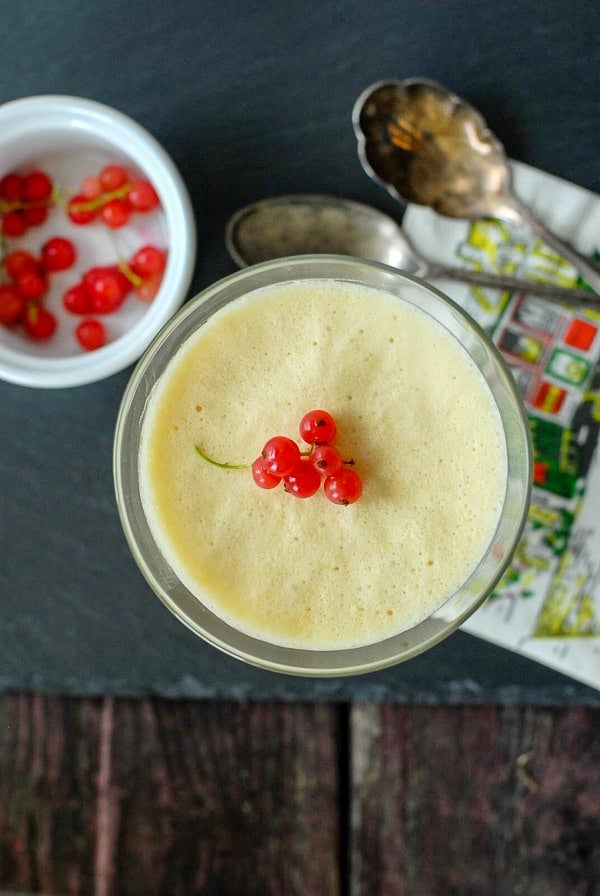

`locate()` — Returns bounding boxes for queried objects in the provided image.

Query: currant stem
[105,231,145,288]
[0,197,56,214]
[194,445,250,469]
[117,258,144,289]
[68,183,132,212]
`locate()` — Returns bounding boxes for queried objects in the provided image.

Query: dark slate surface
[1,0,599,703]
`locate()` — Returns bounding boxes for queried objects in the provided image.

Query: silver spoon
[225,194,598,306]
[353,78,600,295]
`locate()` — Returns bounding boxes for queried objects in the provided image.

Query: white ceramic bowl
[0,95,196,388]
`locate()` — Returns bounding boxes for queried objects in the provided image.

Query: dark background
[1,0,599,702]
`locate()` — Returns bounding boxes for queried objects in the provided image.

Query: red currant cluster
[61,246,167,349]
[0,170,55,237]
[0,239,76,340]
[64,245,167,313]
[67,164,159,229]
[0,161,167,352]
[252,410,363,504]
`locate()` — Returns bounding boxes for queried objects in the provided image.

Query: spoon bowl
[353,78,513,220]
[225,195,598,307]
[353,78,600,293]
[226,194,423,273]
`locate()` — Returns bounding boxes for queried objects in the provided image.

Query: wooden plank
[0,696,341,896]
[4,697,598,896]
[350,704,600,896]
[0,694,101,894]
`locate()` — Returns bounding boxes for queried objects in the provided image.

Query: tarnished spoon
[225,194,597,306]
[353,78,600,294]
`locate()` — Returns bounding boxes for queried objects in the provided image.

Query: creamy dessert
[139,279,507,650]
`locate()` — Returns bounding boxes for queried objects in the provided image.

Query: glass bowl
[113,255,532,676]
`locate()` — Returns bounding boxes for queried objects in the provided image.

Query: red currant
[0,284,26,326]
[41,237,76,272]
[67,193,96,224]
[130,245,167,277]
[75,319,107,351]
[0,173,23,202]
[15,269,47,301]
[128,179,159,211]
[2,210,27,237]
[80,175,103,198]
[84,266,131,313]
[261,435,301,476]
[99,164,128,191]
[323,469,363,505]
[299,409,337,445]
[63,283,93,315]
[310,444,343,476]
[251,456,281,489]
[23,206,48,227]
[283,458,322,498]
[41,237,75,272]
[23,306,57,340]
[135,273,162,302]
[4,249,39,279]
[23,170,53,202]
[100,197,132,228]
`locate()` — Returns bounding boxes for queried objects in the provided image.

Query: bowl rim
[0,94,196,388]
[114,254,533,676]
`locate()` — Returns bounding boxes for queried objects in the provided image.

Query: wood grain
[350,704,600,896]
[1,697,598,896]
[0,696,340,896]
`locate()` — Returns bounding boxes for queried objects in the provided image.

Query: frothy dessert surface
[139,280,507,650]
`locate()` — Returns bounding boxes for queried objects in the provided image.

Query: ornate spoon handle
[426,261,599,307]
[509,198,600,295]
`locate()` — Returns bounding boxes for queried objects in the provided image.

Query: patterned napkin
[403,162,600,690]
